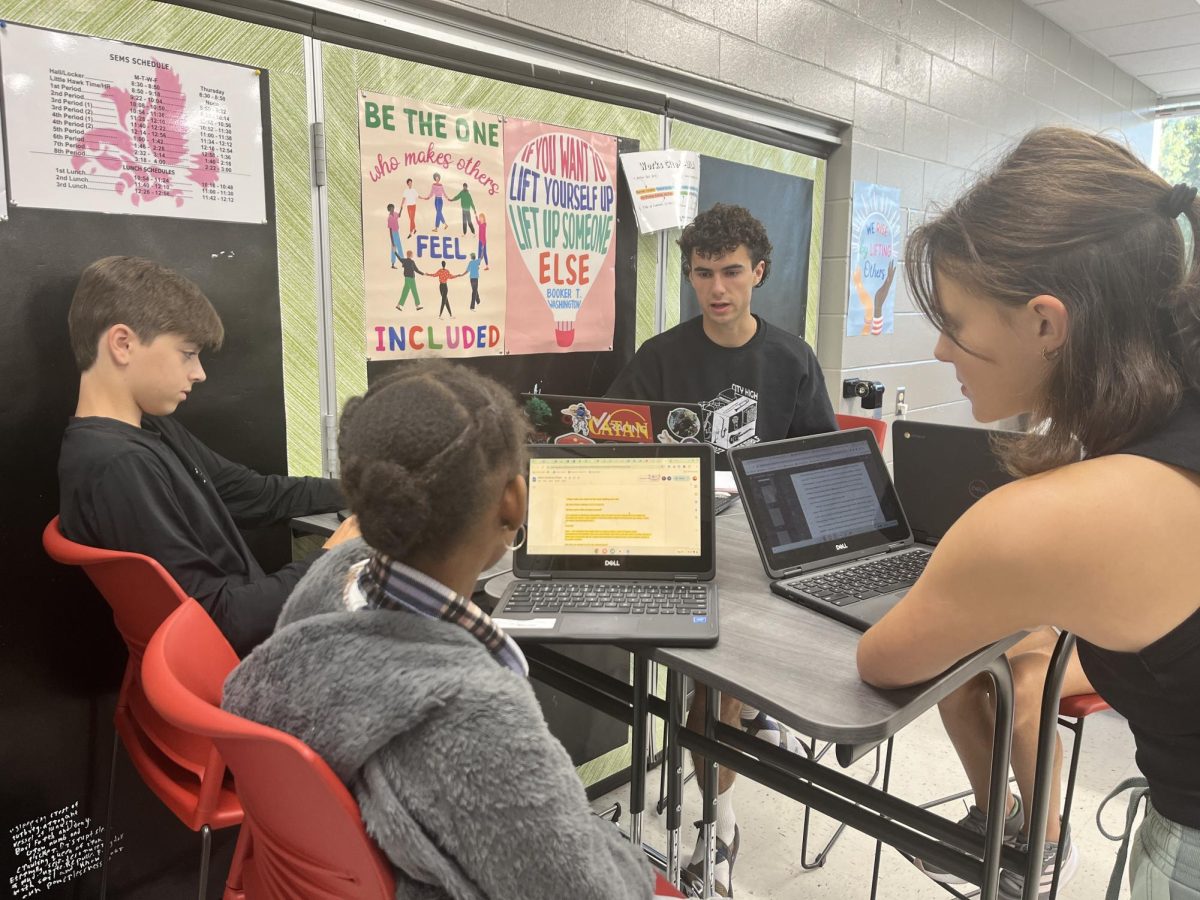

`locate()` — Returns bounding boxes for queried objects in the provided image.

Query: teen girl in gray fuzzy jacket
[223,363,655,900]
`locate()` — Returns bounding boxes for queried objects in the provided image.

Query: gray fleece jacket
[222,539,654,900]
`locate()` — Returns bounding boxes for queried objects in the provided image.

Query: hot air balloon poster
[359,93,507,360]
[0,23,266,224]
[502,120,618,355]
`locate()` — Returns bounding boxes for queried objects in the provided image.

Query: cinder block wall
[438,0,1159,459]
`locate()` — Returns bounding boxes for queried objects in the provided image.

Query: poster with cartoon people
[846,181,900,337]
[358,91,618,360]
[360,92,507,360]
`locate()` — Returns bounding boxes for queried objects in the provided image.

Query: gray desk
[484,513,1054,900]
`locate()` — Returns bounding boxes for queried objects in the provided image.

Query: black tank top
[1076,392,1200,829]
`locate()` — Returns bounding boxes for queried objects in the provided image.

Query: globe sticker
[507,131,616,347]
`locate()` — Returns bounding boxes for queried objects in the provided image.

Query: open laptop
[729,428,929,631]
[491,443,719,646]
[520,393,705,447]
[892,422,1017,545]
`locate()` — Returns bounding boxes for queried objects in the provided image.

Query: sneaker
[740,709,804,756]
[998,828,1078,899]
[683,822,739,898]
[915,797,1024,885]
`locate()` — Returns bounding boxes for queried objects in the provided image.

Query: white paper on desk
[493,617,557,630]
[715,471,738,495]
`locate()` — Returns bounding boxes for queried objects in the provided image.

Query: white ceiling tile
[1109,43,1200,75]
[1083,13,1200,56]
[1030,0,1198,33]
[1138,66,1200,95]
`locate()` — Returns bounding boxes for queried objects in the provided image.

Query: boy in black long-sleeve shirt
[57,256,358,656]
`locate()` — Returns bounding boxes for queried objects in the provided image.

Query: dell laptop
[491,443,719,646]
[892,421,1017,545]
[520,393,705,447]
[729,428,929,631]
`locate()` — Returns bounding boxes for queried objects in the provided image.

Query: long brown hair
[906,127,1200,475]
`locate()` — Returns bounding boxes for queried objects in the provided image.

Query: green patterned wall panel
[668,120,826,343]
[0,0,322,476]
[320,43,662,411]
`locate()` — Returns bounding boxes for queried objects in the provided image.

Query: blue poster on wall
[846,181,901,337]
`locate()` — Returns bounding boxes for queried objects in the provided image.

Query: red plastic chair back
[654,872,687,897]
[42,517,241,831]
[144,600,396,900]
[1059,692,1110,719]
[837,413,888,450]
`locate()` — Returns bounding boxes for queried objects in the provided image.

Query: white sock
[689,783,736,865]
[716,784,736,845]
[740,704,759,721]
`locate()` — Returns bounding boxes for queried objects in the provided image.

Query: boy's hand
[323,514,361,548]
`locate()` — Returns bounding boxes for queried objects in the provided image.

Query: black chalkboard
[0,68,279,899]
[680,155,815,338]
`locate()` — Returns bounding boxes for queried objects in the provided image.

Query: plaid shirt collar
[354,551,528,677]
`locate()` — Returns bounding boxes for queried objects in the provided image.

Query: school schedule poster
[0,23,266,224]
[846,180,900,337]
[358,91,618,360]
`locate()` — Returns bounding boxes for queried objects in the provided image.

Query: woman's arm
[857,480,1052,688]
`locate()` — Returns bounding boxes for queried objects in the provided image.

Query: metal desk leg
[666,670,685,887]
[702,684,720,898]
[868,738,895,900]
[647,663,660,769]
[629,655,650,848]
[1024,632,1077,900]
[981,656,1015,900]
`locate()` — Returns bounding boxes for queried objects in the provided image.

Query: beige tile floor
[594,706,1140,899]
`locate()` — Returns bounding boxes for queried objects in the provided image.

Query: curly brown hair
[678,203,773,286]
[337,362,530,560]
[907,126,1200,475]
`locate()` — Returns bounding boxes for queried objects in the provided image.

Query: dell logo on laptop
[835,542,849,551]
[604,559,621,567]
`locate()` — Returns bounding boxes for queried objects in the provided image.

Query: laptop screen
[514,443,715,579]
[730,429,911,577]
[893,422,1016,544]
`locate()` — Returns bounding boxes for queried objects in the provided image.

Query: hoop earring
[1040,346,1061,361]
[504,524,526,552]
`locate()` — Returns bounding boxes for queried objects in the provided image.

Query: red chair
[654,872,687,897]
[1049,693,1111,899]
[42,517,242,900]
[836,412,888,449]
[143,599,395,899]
[146,600,682,900]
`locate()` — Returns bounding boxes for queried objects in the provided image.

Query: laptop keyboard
[503,581,713,615]
[782,549,931,607]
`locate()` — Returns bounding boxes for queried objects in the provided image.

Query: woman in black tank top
[857,126,1200,900]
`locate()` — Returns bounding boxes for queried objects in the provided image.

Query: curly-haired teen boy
[609,204,837,895]
[608,203,836,462]
[57,256,356,657]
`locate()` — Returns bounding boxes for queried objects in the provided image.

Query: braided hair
[338,362,530,560]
